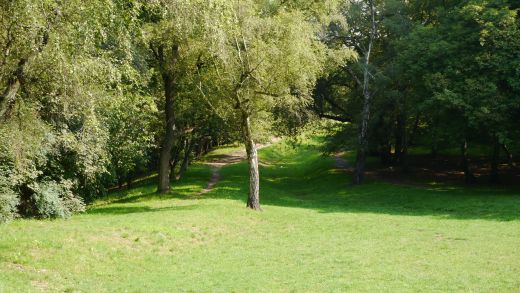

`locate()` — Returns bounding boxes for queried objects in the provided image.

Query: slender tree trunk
[179,139,192,179]
[409,113,420,146]
[204,139,211,155]
[401,127,410,174]
[118,177,124,190]
[241,112,260,210]
[490,135,500,184]
[126,174,132,190]
[0,59,25,120]
[170,139,184,181]
[394,116,404,162]
[380,141,392,165]
[157,72,177,193]
[502,144,513,167]
[353,0,376,185]
[195,139,204,159]
[353,99,370,184]
[402,114,419,173]
[461,139,474,184]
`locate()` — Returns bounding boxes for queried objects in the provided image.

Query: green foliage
[28,180,85,219]
[1,0,519,220]
[0,170,18,223]
[198,0,332,139]
[0,0,155,216]
[105,94,158,184]
[318,0,520,174]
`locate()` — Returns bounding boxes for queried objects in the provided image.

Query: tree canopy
[1,0,519,222]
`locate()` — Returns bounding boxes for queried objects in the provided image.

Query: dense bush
[0,175,19,223]
[28,180,85,219]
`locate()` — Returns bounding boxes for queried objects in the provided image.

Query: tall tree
[142,0,218,193]
[352,0,378,184]
[199,0,328,209]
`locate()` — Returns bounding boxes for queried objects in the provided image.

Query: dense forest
[1,0,519,222]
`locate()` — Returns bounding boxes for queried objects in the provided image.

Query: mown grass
[1,137,520,292]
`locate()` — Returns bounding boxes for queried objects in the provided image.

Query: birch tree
[202,0,327,209]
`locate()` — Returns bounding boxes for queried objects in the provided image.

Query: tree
[141,0,220,193]
[200,0,328,209]
[352,0,378,185]
[316,0,382,184]
[0,0,151,218]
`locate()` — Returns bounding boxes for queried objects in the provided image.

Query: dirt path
[198,143,272,195]
[334,152,352,172]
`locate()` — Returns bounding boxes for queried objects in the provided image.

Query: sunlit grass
[1,138,519,292]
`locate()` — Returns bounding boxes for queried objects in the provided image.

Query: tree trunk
[352,0,376,185]
[241,112,260,210]
[409,113,420,147]
[490,136,500,184]
[502,144,513,167]
[126,174,132,190]
[401,113,420,174]
[179,139,192,179]
[353,100,370,184]
[170,139,184,181]
[399,115,410,173]
[380,142,392,165]
[118,177,124,190]
[0,59,25,121]
[157,72,177,194]
[401,131,410,174]
[461,139,474,184]
[394,116,404,162]
[204,139,211,155]
[193,140,202,159]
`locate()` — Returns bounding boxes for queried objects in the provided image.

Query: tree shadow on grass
[93,143,520,221]
[206,151,520,222]
[87,204,199,215]
[87,165,211,215]
[110,185,204,204]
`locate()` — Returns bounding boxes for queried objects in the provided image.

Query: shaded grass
[214,140,520,221]
[0,137,519,292]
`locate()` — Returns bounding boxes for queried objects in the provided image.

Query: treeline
[316,0,520,183]
[0,0,344,221]
[0,0,519,222]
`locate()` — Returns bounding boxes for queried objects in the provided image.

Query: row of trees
[317,0,520,183]
[0,0,352,221]
[1,0,519,222]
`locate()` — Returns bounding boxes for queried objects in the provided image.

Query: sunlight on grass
[1,137,519,292]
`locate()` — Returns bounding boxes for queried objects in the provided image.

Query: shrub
[0,177,19,223]
[30,180,85,219]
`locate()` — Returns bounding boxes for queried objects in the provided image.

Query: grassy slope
[1,138,520,292]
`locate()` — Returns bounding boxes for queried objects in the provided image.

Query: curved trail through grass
[334,151,352,172]
[199,143,271,195]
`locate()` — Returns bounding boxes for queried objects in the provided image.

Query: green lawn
[1,138,520,292]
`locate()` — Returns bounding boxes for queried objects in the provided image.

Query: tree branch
[319,113,352,123]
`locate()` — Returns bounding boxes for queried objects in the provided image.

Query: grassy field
[1,138,520,292]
